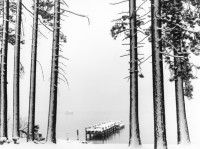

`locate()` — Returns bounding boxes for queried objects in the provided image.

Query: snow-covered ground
[0,139,200,149]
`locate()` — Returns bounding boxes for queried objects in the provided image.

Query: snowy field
[0,140,200,149]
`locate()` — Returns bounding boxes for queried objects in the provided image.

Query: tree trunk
[172,0,190,144]
[128,0,141,146]
[0,0,9,140]
[151,0,167,148]
[27,0,39,142]
[175,75,190,144]
[13,0,22,141]
[46,0,60,143]
[174,50,190,144]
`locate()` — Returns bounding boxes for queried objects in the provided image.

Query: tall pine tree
[46,0,60,143]
[162,0,200,144]
[0,0,9,141]
[13,0,22,142]
[151,0,167,148]
[27,0,39,142]
[129,0,141,146]
[172,0,190,144]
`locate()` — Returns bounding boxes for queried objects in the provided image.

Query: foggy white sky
[4,0,200,144]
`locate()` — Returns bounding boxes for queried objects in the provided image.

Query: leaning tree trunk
[46,0,60,143]
[13,0,22,141]
[27,0,39,142]
[172,0,190,145]
[151,0,167,149]
[0,0,9,140]
[128,0,141,147]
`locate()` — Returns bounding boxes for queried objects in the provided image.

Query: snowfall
[0,139,199,149]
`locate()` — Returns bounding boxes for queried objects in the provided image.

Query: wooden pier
[85,120,125,140]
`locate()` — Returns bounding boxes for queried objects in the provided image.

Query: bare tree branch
[110,0,128,5]
[160,52,184,58]
[59,62,67,68]
[22,3,53,32]
[61,0,69,8]
[59,67,67,76]
[59,55,69,60]
[60,8,90,25]
[174,23,200,33]
[58,72,69,88]
[120,54,130,57]
[36,60,45,81]
[138,34,150,43]
[139,55,152,66]
[118,11,129,15]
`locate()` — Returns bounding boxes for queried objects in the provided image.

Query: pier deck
[85,120,124,140]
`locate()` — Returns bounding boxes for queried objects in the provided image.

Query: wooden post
[66,133,69,141]
[77,130,79,140]
[85,128,87,140]
[89,133,91,139]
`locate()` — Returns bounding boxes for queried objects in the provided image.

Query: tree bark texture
[151,0,167,148]
[0,0,9,139]
[46,0,60,143]
[13,0,22,140]
[27,0,39,142]
[128,0,141,146]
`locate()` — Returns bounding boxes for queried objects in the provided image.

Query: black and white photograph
[0,0,200,149]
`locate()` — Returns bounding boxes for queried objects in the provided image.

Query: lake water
[56,110,129,144]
